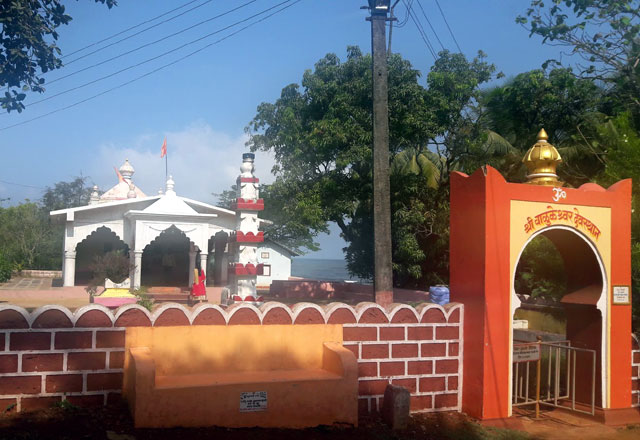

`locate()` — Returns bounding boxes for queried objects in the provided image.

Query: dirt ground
[0,403,523,440]
[2,402,640,440]
[0,404,640,440]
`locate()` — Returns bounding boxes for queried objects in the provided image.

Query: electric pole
[367,0,393,306]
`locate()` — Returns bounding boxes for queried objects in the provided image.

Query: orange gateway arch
[449,129,633,421]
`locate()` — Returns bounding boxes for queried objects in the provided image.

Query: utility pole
[367,0,393,306]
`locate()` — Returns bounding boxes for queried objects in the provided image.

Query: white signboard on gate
[613,285,630,305]
[513,344,540,363]
[240,391,268,412]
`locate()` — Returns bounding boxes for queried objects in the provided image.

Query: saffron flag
[113,166,124,182]
[160,137,167,158]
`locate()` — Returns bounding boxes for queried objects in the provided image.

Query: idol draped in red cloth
[191,268,206,298]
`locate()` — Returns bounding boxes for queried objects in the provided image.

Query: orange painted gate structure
[450,164,633,420]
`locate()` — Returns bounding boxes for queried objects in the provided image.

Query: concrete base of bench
[123,325,358,429]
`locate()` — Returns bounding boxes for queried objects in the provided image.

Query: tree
[483,69,602,149]
[247,47,498,284]
[0,176,97,271]
[1,0,116,113]
[481,68,605,186]
[0,203,51,269]
[514,234,567,300]
[516,0,640,118]
[41,176,93,212]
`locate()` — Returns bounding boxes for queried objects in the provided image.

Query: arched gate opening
[511,226,607,414]
[141,226,192,287]
[75,227,129,285]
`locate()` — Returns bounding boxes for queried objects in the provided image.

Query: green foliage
[132,287,153,311]
[41,176,93,212]
[247,47,497,284]
[213,185,237,210]
[0,0,116,112]
[483,69,601,149]
[482,68,606,186]
[260,182,325,254]
[53,399,79,412]
[574,112,640,243]
[514,235,567,300]
[0,176,94,271]
[0,251,13,282]
[389,173,449,287]
[0,202,52,269]
[517,0,640,120]
[586,113,640,329]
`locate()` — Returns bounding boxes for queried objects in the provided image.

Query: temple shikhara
[49,154,294,302]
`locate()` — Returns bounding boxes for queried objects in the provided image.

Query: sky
[0,0,566,259]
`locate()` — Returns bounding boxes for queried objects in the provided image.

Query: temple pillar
[199,253,208,275]
[228,153,264,304]
[63,251,76,287]
[220,251,228,285]
[188,250,197,286]
[131,250,143,289]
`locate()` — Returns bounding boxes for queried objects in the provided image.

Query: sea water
[291,258,370,283]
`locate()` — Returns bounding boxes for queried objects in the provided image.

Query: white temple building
[50,158,295,291]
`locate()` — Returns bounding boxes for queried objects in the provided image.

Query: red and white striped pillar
[228,153,265,304]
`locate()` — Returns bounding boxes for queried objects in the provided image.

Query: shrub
[87,250,132,289]
[132,287,153,311]
[0,253,12,283]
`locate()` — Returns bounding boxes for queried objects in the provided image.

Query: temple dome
[98,159,146,202]
[119,159,135,181]
[522,128,563,187]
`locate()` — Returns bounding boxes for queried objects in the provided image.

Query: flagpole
[161,137,168,183]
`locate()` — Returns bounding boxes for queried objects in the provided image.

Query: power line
[403,0,437,60]
[433,0,462,53]
[0,180,44,190]
[10,0,275,111]
[395,0,411,28]
[63,0,219,66]
[0,0,303,132]
[415,0,445,51]
[48,0,258,86]
[62,0,207,59]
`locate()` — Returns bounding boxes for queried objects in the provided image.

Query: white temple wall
[257,243,293,286]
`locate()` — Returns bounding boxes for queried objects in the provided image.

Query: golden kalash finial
[522,128,563,187]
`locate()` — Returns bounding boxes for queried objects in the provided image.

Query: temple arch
[141,225,197,288]
[208,231,229,286]
[74,226,129,285]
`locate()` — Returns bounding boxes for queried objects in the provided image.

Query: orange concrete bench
[122,324,357,428]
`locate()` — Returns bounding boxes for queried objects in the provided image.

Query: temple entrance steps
[146,286,193,305]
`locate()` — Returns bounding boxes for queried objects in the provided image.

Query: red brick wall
[0,305,123,412]
[340,303,462,413]
[1,301,461,414]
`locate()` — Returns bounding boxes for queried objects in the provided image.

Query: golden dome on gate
[522,128,563,187]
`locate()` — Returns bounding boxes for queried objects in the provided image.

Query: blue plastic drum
[429,285,449,305]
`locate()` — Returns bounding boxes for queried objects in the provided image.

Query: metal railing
[512,340,596,417]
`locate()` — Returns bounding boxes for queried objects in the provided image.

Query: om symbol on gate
[552,187,566,202]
